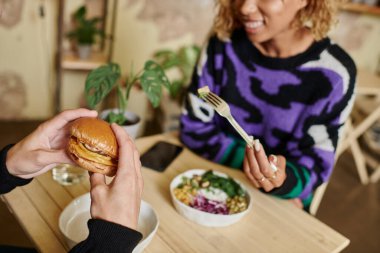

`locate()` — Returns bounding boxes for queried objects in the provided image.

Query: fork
[201,91,254,148]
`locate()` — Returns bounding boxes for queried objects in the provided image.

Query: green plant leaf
[117,85,126,112]
[152,45,200,102]
[106,111,127,125]
[179,45,201,83]
[154,50,179,70]
[169,80,183,98]
[125,63,139,105]
[74,6,86,21]
[140,60,170,108]
[85,63,121,109]
[67,5,103,45]
[200,170,245,198]
[90,17,103,25]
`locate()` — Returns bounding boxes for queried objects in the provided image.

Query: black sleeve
[0,144,33,194]
[70,219,143,253]
[1,145,142,252]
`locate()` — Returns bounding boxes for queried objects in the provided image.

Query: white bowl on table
[170,169,252,227]
[59,193,159,253]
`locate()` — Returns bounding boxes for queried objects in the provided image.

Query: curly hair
[213,0,346,41]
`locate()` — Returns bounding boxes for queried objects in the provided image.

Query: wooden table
[1,133,350,253]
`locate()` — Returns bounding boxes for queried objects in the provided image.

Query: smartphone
[140,141,183,172]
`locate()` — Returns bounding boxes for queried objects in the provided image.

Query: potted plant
[85,60,170,138]
[153,45,201,104]
[151,45,201,131]
[66,6,104,59]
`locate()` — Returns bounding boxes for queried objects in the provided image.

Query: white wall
[0,0,57,119]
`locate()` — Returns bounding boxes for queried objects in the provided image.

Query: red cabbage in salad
[190,194,229,215]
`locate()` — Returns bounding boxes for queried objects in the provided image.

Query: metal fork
[202,91,254,148]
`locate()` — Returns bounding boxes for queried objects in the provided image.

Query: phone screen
[140,141,183,172]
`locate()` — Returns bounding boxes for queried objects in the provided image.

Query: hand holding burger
[67,117,143,229]
[67,117,119,176]
[3,108,144,250]
[5,109,98,179]
[89,123,143,229]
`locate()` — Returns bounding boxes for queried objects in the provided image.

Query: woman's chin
[246,32,271,44]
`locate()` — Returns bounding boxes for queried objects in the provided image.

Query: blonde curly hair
[213,0,346,41]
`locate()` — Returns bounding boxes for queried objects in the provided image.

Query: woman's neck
[253,27,315,58]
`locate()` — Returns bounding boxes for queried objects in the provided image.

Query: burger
[67,117,118,176]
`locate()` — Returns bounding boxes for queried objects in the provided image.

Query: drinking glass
[52,164,86,185]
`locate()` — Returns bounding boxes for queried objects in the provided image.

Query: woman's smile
[243,19,265,34]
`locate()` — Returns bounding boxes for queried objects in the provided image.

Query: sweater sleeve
[0,144,33,194]
[69,219,142,253]
[180,36,246,169]
[268,65,356,208]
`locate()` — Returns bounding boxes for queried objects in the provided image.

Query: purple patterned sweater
[180,29,356,208]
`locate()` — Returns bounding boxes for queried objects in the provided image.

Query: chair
[337,69,380,184]
[309,182,328,216]
[310,69,380,215]
[310,70,380,216]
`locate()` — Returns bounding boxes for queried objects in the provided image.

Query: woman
[180,0,355,210]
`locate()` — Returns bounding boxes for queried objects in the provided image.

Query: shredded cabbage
[190,194,228,215]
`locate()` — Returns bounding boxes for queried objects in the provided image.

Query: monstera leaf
[140,60,170,108]
[153,45,200,98]
[85,63,121,109]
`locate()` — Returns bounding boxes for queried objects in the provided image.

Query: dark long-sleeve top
[0,144,142,252]
[180,29,356,208]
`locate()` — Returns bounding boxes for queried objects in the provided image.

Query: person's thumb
[90,172,106,188]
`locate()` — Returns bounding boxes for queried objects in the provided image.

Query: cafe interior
[0,0,379,252]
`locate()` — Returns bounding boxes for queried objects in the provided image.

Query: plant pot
[77,44,92,60]
[100,109,142,139]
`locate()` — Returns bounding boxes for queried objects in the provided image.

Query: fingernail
[270,155,278,164]
[254,139,261,152]
[248,136,254,149]
[270,161,278,172]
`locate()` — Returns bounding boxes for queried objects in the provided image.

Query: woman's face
[235,0,307,43]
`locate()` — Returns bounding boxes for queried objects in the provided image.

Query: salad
[173,170,248,215]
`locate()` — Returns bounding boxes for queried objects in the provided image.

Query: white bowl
[170,169,252,227]
[59,193,159,253]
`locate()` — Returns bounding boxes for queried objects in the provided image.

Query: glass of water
[52,164,86,185]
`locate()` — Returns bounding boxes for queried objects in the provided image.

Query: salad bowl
[170,169,252,227]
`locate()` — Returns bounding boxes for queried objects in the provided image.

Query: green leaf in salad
[201,170,245,198]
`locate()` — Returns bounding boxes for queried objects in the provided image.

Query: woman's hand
[6,109,98,179]
[89,123,143,230]
[243,139,287,192]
